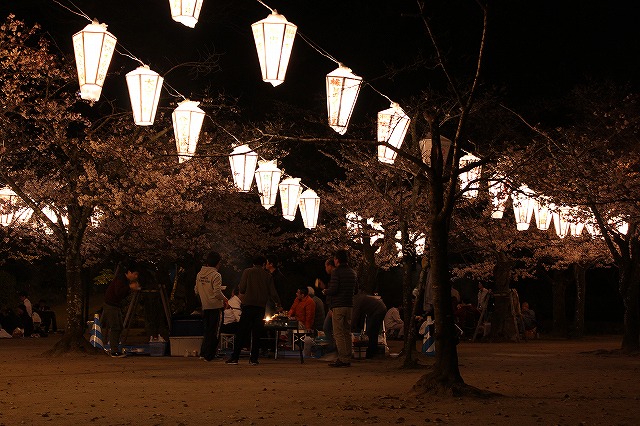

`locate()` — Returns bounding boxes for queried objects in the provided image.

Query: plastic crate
[149,341,167,357]
[169,336,203,357]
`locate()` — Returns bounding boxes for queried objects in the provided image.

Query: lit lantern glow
[377,103,410,164]
[278,177,302,220]
[0,187,17,226]
[488,178,509,219]
[326,65,363,135]
[552,205,571,239]
[569,207,585,237]
[534,197,553,231]
[459,153,482,198]
[299,189,320,229]
[169,0,203,28]
[72,20,117,102]
[172,100,205,163]
[254,160,282,209]
[229,145,258,192]
[126,65,163,126]
[252,12,297,87]
[511,186,535,231]
[608,216,628,235]
[419,136,452,166]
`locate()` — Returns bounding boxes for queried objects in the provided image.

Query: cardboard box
[169,336,203,357]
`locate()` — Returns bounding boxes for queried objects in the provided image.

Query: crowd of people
[0,291,59,338]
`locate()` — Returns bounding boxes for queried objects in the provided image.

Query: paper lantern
[552,205,571,239]
[0,187,17,226]
[229,145,258,192]
[459,153,482,198]
[252,12,297,87]
[172,100,205,163]
[326,65,362,135]
[279,177,302,220]
[377,103,410,164]
[534,197,553,231]
[72,20,117,102]
[126,66,163,126]
[569,207,585,237]
[169,0,203,28]
[511,186,535,231]
[299,189,320,229]
[419,136,452,166]
[254,160,282,209]
[488,178,509,219]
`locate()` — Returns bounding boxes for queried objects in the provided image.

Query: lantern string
[297,31,340,65]
[162,82,187,100]
[365,83,393,105]
[255,0,274,13]
[115,49,144,66]
[52,0,91,22]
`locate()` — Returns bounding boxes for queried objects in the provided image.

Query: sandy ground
[1,335,639,426]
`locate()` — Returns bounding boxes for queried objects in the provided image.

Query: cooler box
[170,336,203,356]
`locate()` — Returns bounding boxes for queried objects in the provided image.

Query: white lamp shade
[299,189,320,229]
[488,178,509,219]
[377,103,410,164]
[552,205,571,239]
[0,187,17,226]
[419,136,452,166]
[512,186,535,231]
[229,145,258,192]
[254,160,282,209]
[252,12,297,87]
[326,65,362,135]
[459,153,482,198]
[126,66,163,126]
[72,21,117,102]
[172,100,205,163]
[169,0,203,28]
[534,198,553,231]
[279,177,302,220]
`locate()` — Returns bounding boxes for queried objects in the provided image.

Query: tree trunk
[550,269,569,338]
[619,239,640,352]
[402,256,427,367]
[488,253,516,341]
[572,263,586,339]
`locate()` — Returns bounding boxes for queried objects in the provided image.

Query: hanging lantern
[0,187,16,226]
[126,65,163,126]
[254,160,282,209]
[326,65,363,135]
[511,186,535,231]
[459,153,482,198]
[251,12,297,87]
[172,100,205,163]
[488,178,509,219]
[299,189,320,229]
[169,0,203,28]
[534,197,553,231]
[568,207,585,237]
[229,145,258,192]
[551,205,571,238]
[72,20,117,102]
[419,136,452,166]
[279,177,302,220]
[377,103,410,164]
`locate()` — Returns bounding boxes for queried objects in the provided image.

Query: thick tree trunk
[550,270,569,338]
[619,244,640,353]
[488,253,516,341]
[572,263,586,339]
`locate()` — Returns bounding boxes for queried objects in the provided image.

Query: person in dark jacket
[323,249,357,367]
[352,290,387,359]
[102,261,140,357]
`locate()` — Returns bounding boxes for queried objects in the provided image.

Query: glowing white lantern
[568,207,585,237]
[254,160,282,209]
[488,178,509,219]
[279,177,302,220]
[459,153,482,198]
[326,65,363,135]
[169,0,203,28]
[72,21,117,102]
[0,187,17,226]
[126,66,163,126]
[511,186,535,231]
[552,205,571,239]
[534,197,553,231]
[252,12,297,87]
[172,100,205,163]
[419,136,452,166]
[299,189,320,229]
[229,145,258,192]
[377,103,410,164]
[608,216,629,235]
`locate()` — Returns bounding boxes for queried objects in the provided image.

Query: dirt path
[1,336,639,425]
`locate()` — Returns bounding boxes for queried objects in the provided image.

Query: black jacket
[326,264,357,309]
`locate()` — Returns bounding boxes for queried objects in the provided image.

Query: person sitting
[18,291,33,317]
[383,305,404,340]
[15,304,34,337]
[519,302,537,337]
[307,286,325,333]
[36,299,58,333]
[288,286,316,331]
[221,286,242,335]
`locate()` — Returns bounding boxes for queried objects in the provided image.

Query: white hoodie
[194,266,224,310]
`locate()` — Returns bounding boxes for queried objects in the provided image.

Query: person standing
[102,261,140,357]
[195,251,227,361]
[226,255,281,366]
[352,290,387,359]
[323,249,357,367]
[265,254,292,315]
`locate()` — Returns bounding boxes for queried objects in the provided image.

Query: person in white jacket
[195,251,227,361]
